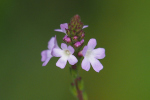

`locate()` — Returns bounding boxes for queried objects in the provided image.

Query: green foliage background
[0,0,150,100]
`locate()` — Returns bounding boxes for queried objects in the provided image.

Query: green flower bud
[71,30,76,36]
[66,29,71,36]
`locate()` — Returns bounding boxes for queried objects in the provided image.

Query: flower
[52,43,78,69]
[54,23,68,33]
[54,23,88,34]
[81,39,105,72]
[41,36,58,66]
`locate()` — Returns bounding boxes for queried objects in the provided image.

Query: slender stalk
[75,77,83,100]
[70,64,86,100]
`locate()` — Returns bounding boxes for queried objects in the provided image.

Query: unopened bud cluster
[64,15,85,48]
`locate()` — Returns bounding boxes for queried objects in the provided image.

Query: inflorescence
[41,15,105,72]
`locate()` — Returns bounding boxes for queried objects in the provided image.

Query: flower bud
[74,14,81,22]
[80,32,85,39]
[66,29,71,36]
[79,22,83,28]
[71,30,76,36]
[68,23,71,29]
[63,35,71,43]
[71,25,76,30]
[80,39,84,45]
[71,15,81,22]
[77,30,84,37]
[78,51,83,57]
[76,25,82,33]
[72,36,78,43]
[74,41,81,48]
[70,15,81,29]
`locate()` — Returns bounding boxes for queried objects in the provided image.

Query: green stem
[70,64,85,100]
[75,77,83,100]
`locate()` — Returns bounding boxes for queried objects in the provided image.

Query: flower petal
[87,38,97,50]
[41,50,52,61]
[90,57,103,72]
[56,57,67,69]
[42,57,52,66]
[68,55,78,65]
[41,50,47,62]
[54,35,59,48]
[48,37,55,50]
[68,46,74,54]
[81,58,91,71]
[52,48,63,57]
[61,43,67,50]
[92,48,105,59]
[82,46,88,56]
[82,25,88,29]
[54,29,64,32]
[60,23,68,33]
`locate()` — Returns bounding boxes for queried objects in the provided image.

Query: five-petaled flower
[41,36,58,66]
[52,43,78,69]
[54,23,88,34]
[81,38,105,72]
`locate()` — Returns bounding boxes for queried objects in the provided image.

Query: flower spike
[41,15,105,100]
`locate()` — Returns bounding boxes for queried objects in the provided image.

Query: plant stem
[74,77,83,100]
[70,64,85,100]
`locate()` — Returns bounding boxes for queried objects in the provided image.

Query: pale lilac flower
[81,39,105,72]
[41,36,58,66]
[82,25,88,29]
[54,23,68,33]
[54,23,88,34]
[52,43,78,69]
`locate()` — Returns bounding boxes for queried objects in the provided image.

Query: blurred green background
[0,0,150,100]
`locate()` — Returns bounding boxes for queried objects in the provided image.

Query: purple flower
[41,36,58,66]
[54,23,88,34]
[81,39,105,72]
[82,25,88,29]
[54,23,68,34]
[52,43,78,69]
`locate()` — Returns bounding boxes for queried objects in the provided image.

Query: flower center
[64,50,71,56]
[85,50,92,57]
